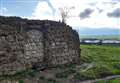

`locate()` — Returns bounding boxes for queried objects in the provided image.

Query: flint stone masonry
[0,16,80,75]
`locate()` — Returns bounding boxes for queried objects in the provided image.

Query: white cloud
[31,1,54,20]
[30,0,120,29]
[0,7,8,15]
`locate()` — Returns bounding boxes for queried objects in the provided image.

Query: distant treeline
[80,39,120,45]
[80,35,120,40]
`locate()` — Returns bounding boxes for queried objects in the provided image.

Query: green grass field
[81,45,120,74]
[80,45,120,82]
[97,78,120,83]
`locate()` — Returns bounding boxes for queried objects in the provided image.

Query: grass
[109,78,120,83]
[81,45,120,74]
[79,45,120,81]
[97,78,120,83]
[18,80,24,83]
[0,69,38,80]
[55,68,76,78]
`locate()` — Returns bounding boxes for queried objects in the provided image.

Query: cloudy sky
[0,0,120,29]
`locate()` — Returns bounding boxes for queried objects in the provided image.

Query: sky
[0,0,120,30]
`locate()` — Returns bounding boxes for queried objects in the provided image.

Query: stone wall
[0,25,26,75]
[0,16,80,75]
[45,25,80,66]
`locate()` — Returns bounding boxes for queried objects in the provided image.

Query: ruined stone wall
[45,24,80,66]
[0,25,26,75]
[0,16,80,75]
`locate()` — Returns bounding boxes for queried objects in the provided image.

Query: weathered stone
[0,16,80,75]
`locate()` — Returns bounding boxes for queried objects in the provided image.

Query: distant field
[80,35,120,40]
[80,45,120,82]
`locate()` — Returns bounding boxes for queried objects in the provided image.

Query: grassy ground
[81,45,120,75]
[97,78,120,83]
[80,45,120,82]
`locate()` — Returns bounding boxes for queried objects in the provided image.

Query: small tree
[59,6,74,23]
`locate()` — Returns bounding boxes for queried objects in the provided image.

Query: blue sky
[0,0,120,29]
[0,0,39,17]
